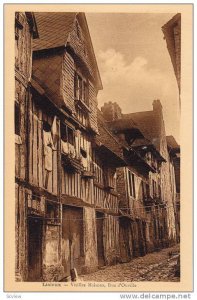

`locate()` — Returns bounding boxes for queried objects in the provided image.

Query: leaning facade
[15,12,180,282]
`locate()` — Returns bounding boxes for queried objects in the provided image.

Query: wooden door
[28,218,43,281]
[96,212,105,267]
[62,206,84,277]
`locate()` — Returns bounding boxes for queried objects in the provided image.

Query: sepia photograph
[4,3,193,293]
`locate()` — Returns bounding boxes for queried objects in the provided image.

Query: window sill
[75,99,91,113]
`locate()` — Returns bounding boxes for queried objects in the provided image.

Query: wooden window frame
[152,179,157,198]
[74,71,89,106]
[46,202,60,225]
[128,170,136,198]
[60,123,75,146]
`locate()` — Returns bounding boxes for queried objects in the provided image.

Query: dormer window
[74,72,89,106]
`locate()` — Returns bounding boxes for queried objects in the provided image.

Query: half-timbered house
[15,11,179,282]
[101,100,178,261]
[15,11,128,281]
[15,12,39,281]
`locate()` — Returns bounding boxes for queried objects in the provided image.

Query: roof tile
[33,12,77,51]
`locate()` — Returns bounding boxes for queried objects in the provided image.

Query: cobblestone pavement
[80,245,180,282]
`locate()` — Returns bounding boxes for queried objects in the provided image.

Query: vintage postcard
[4,3,193,293]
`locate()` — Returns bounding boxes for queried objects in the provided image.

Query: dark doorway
[96,211,105,267]
[62,206,84,277]
[142,221,147,254]
[137,220,146,256]
[27,217,43,281]
[119,218,132,262]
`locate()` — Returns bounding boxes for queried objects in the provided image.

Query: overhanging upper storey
[33,12,102,90]
[32,12,103,134]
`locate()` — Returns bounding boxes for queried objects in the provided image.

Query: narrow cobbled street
[80,245,180,282]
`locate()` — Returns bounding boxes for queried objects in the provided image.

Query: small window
[43,120,51,132]
[61,123,75,146]
[61,126,67,143]
[152,179,157,198]
[15,101,20,136]
[142,181,146,199]
[46,203,59,224]
[67,127,74,145]
[158,184,161,198]
[80,147,87,158]
[142,181,150,199]
[128,170,136,198]
[74,72,89,106]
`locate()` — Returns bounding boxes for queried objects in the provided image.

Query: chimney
[152,99,163,117]
[101,102,122,121]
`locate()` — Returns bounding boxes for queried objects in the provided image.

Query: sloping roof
[107,118,136,132]
[123,111,160,150]
[166,135,180,150]
[32,12,102,117]
[106,110,163,156]
[95,111,126,166]
[131,138,166,163]
[33,12,102,90]
[33,12,76,51]
[32,50,71,110]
